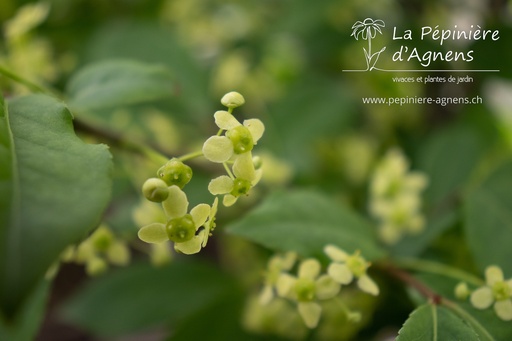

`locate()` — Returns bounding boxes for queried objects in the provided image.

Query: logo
[350,18,386,71]
[344,18,500,73]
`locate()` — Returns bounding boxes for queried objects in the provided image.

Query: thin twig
[381,262,443,304]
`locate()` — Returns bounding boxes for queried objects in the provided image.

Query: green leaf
[390,125,485,257]
[60,261,237,338]
[416,272,512,341]
[0,280,50,341]
[418,125,485,207]
[66,60,174,113]
[0,94,112,317]
[227,190,385,260]
[464,160,512,274]
[265,79,355,175]
[396,304,480,341]
[83,21,210,117]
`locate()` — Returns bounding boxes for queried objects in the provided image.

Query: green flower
[68,225,131,276]
[138,185,212,255]
[324,245,379,296]
[369,149,428,244]
[470,265,512,321]
[276,259,340,328]
[259,252,298,305]
[202,110,264,163]
[208,152,262,206]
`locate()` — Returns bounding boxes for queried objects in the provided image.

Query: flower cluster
[368,149,428,244]
[61,225,131,276]
[260,245,379,329]
[455,265,512,321]
[137,92,264,255]
[203,92,265,207]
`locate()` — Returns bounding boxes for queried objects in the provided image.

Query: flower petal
[276,273,297,297]
[315,275,341,300]
[208,175,233,195]
[214,110,241,130]
[174,232,203,255]
[298,302,322,329]
[259,284,274,305]
[233,152,256,181]
[138,223,168,244]
[470,287,494,309]
[222,194,238,207]
[243,119,265,144]
[327,263,353,284]
[162,185,189,218]
[190,203,210,229]
[357,274,379,296]
[299,259,321,280]
[202,136,233,163]
[494,300,512,321]
[324,244,348,262]
[485,265,504,286]
[106,241,130,266]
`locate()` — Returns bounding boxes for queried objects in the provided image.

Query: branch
[380,262,442,304]
[73,118,169,165]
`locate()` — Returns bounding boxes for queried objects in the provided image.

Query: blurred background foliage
[1,0,512,340]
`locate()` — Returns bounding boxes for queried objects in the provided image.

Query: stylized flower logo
[351,18,386,71]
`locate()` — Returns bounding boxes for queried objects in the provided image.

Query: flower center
[294,278,316,302]
[166,214,196,243]
[493,281,511,301]
[158,159,193,188]
[230,178,252,197]
[227,126,254,154]
[346,254,368,278]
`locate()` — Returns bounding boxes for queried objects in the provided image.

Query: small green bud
[157,159,193,188]
[226,126,253,154]
[86,257,108,276]
[294,278,316,302]
[252,156,262,170]
[230,178,252,197]
[454,282,470,300]
[166,214,196,243]
[221,91,245,109]
[142,178,169,202]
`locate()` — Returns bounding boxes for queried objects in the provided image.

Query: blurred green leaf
[169,286,287,341]
[60,261,238,338]
[390,210,458,258]
[390,125,485,257]
[66,60,174,113]
[227,190,385,260]
[417,125,485,207]
[83,21,211,118]
[0,280,49,341]
[0,94,112,317]
[265,79,355,174]
[396,303,480,341]
[464,160,512,274]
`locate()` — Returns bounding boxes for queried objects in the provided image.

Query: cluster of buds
[368,149,428,244]
[61,225,131,276]
[138,92,264,254]
[259,245,379,328]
